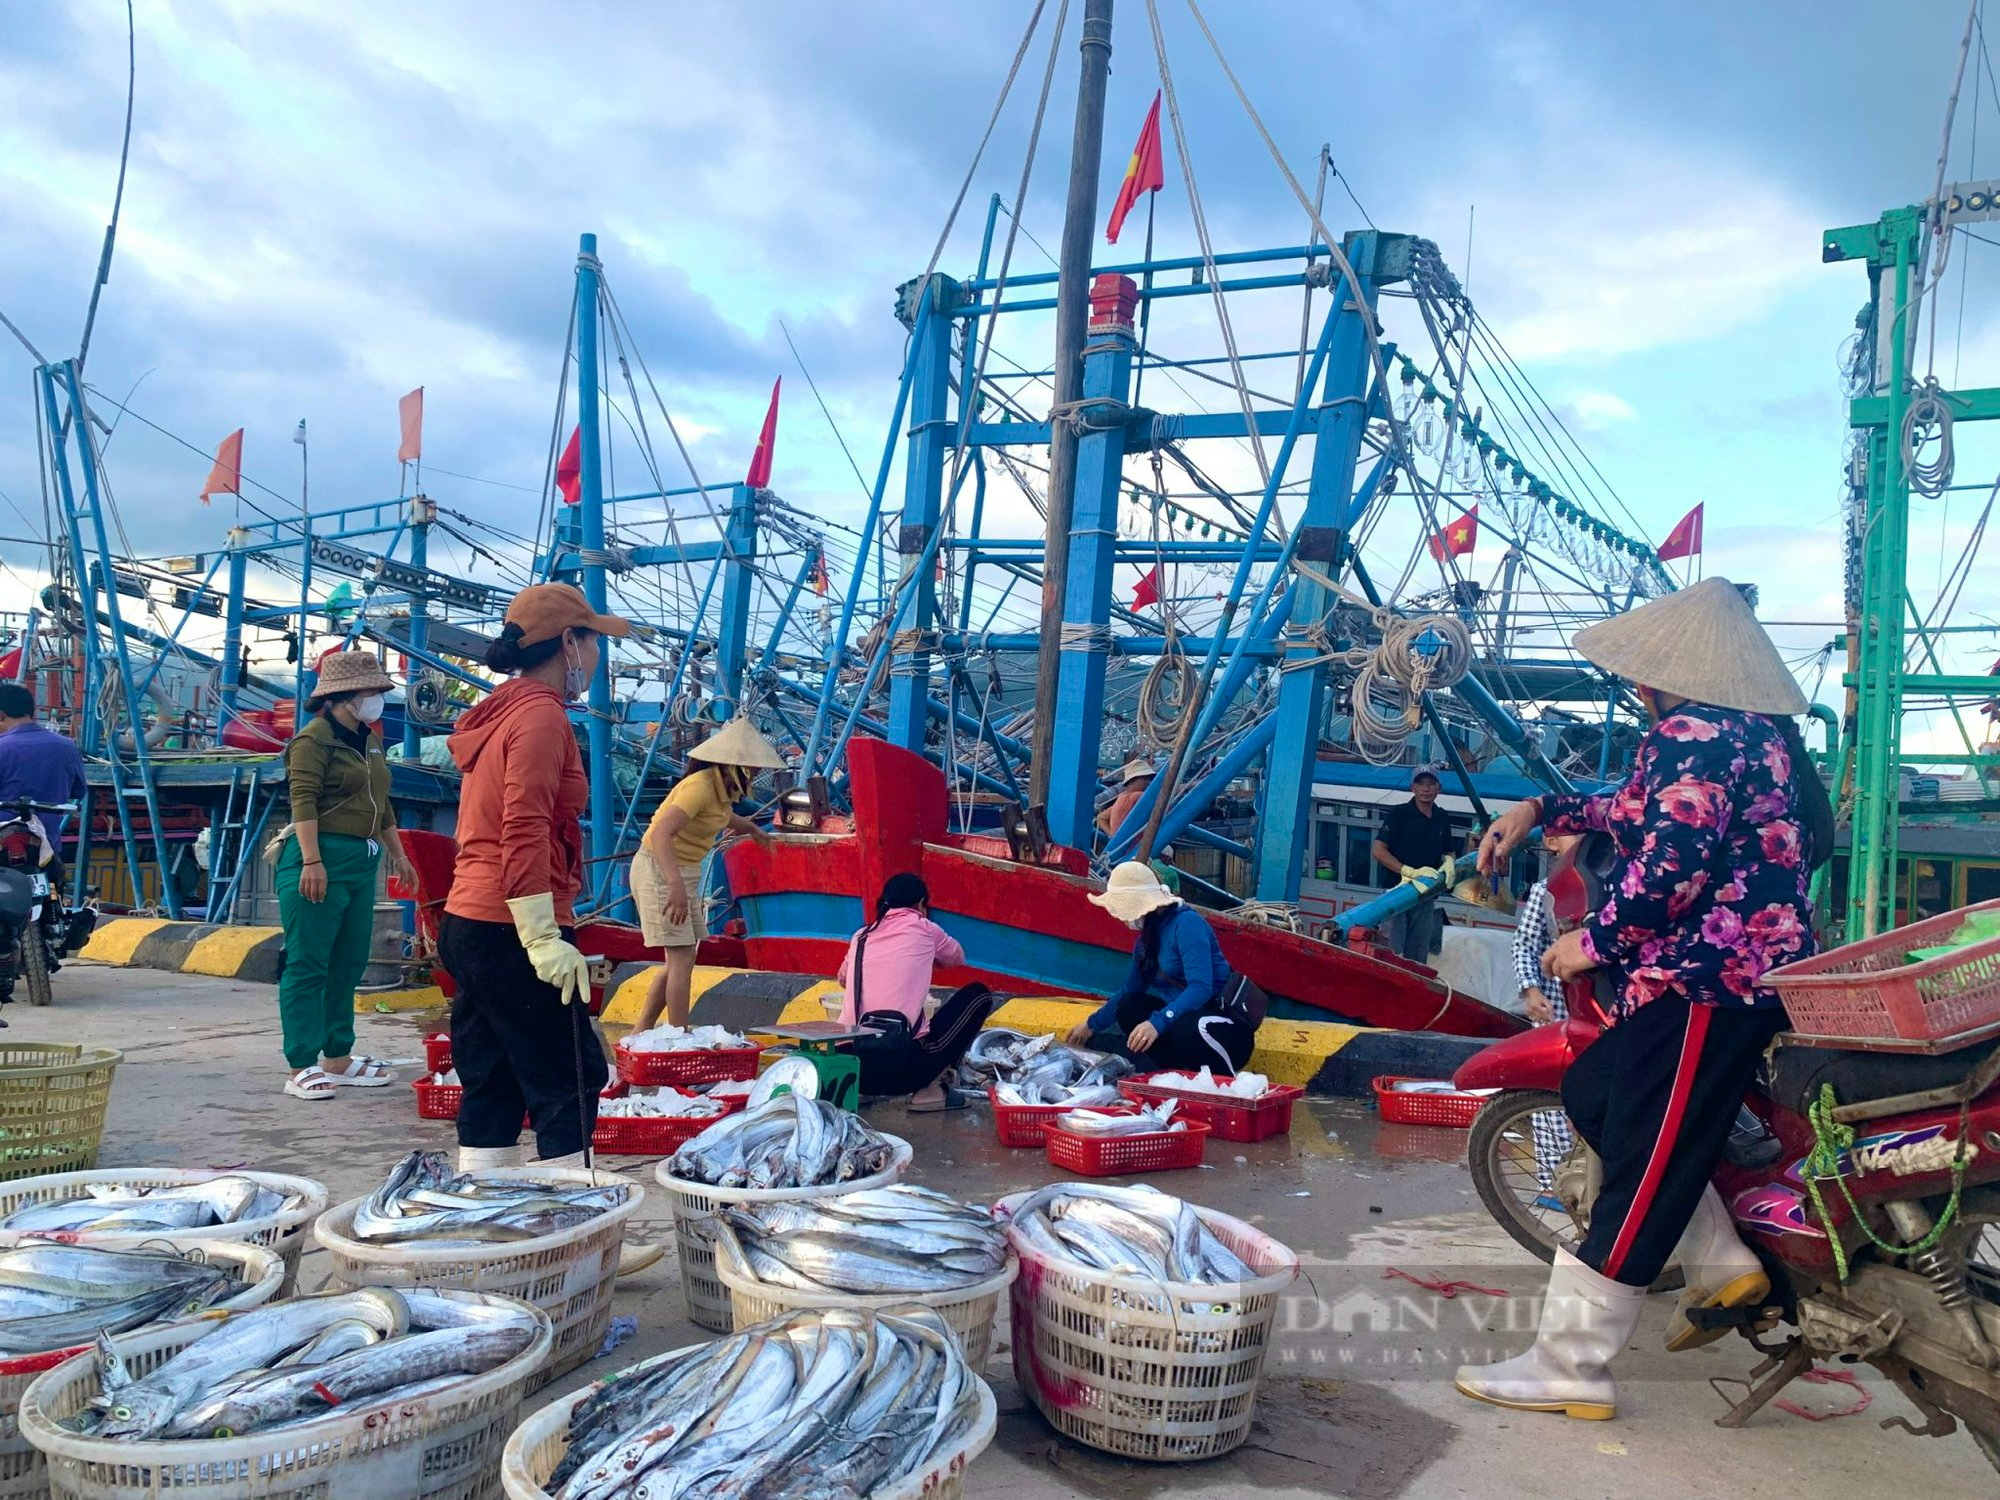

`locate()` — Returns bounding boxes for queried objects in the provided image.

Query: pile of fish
[719,1185,1007,1295]
[1007,1183,1256,1285]
[1051,1100,1183,1137]
[965,1029,1132,1107]
[621,1024,753,1054]
[351,1152,628,1244]
[549,1306,982,1500]
[598,1088,730,1121]
[73,1287,540,1440]
[0,1176,295,1234]
[667,1095,898,1190]
[0,1245,246,1355]
[1147,1066,1272,1099]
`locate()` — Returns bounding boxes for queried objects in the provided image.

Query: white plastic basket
[17,1289,552,1500]
[499,1338,996,1500]
[0,1172,328,1298]
[0,1241,285,1500]
[312,1167,639,1386]
[995,1191,1299,1462]
[711,1220,1015,1369]
[651,1135,912,1333]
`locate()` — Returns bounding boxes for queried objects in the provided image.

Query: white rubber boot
[1455,1249,1645,1420]
[1665,1185,1769,1352]
[536,1150,589,1170]
[456,1144,523,1173]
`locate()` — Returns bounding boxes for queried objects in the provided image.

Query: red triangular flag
[199,428,243,505]
[556,426,582,506]
[1106,92,1166,245]
[1132,564,1161,611]
[745,378,781,489]
[1428,504,1478,561]
[1657,502,1703,561]
[397,387,423,464]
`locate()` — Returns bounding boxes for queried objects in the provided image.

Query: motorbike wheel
[19,929,50,1008]
[1467,1089,1584,1265]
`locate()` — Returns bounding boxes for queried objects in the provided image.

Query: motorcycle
[0,798,96,1013]
[1458,831,2000,1470]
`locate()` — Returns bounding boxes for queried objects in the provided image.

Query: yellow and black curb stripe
[82,922,1491,1095]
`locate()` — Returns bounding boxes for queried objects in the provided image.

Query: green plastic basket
[0,1044,121,1183]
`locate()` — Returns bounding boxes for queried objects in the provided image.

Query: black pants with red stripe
[1563,994,1785,1288]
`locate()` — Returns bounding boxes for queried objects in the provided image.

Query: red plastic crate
[591,1081,744,1156]
[413,1077,463,1121]
[1763,898,2000,1049]
[1116,1073,1305,1143]
[424,1033,453,1073]
[615,1043,766,1088]
[1372,1076,1487,1129]
[988,1087,1082,1148]
[1042,1113,1211,1176]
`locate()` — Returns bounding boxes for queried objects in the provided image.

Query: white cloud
[1565,391,1636,429]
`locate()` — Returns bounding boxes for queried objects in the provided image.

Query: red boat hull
[726,739,1522,1039]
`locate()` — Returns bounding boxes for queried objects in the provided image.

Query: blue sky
[2,0,1996,746]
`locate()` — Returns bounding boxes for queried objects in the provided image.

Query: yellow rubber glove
[1398,864,1440,887]
[506,893,591,1006]
[1398,855,1459,889]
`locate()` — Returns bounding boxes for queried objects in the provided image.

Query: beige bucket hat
[1088,861,1182,923]
[1116,758,1156,786]
[305,650,396,708]
[1571,576,1808,716]
[688,716,785,770]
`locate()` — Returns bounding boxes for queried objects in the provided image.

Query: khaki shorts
[632,849,705,948]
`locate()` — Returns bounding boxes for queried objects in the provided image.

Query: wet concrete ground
[11,963,1996,1497]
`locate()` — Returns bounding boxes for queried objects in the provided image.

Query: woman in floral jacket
[1457,578,1835,1424]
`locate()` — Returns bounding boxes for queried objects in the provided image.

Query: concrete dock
[10,961,1992,1498]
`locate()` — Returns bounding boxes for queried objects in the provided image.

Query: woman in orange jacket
[440,583,630,1170]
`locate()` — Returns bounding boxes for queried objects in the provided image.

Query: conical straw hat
[1571,577,1808,716]
[687,716,785,769]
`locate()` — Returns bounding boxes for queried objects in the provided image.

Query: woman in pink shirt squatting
[836,873,994,1112]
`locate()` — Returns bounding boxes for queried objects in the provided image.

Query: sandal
[326,1056,394,1088]
[908,1085,968,1114]
[285,1067,336,1101]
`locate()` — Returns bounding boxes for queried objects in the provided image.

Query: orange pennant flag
[397,387,424,464]
[556,426,582,506]
[1428,504,1478,561]
[745,378,781,489]
[1106,92,1166,245]
[199,428,243,505]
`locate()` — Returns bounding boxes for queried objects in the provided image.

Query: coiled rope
[1801,1083,1969,1283]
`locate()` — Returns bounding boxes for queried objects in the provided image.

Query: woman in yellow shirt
[630,718,781,1031]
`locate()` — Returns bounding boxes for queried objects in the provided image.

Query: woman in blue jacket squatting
[1066,862,1264,1072]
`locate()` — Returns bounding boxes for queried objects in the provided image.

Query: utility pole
[1029,0,1114,813]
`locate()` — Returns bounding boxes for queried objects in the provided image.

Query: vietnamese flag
[1105,92,1166,245]
[745,377,781,489]
[556,425,582,506]
[199,428,243,505]
[1657,502,1703,561]
[1428,504,1478,561]
[1132,563,1161,610]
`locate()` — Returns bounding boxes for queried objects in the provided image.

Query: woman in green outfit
[277,651,415,1101]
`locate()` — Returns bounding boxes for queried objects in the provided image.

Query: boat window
[1965,862,2000,907]
[1911,858,1951,922]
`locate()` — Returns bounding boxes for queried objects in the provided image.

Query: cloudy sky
[3,0,1997,746]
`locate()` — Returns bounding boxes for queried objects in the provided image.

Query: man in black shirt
[1371,769,1452,962]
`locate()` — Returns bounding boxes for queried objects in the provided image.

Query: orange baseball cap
[503,583,632,647]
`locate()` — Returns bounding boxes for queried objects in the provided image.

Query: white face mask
[562,638,588,701]
[353,693,386,724]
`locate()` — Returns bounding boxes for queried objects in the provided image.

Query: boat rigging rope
[917,0,1052,289]
[1902,375,1957,498]
[1142,0,1273,500]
